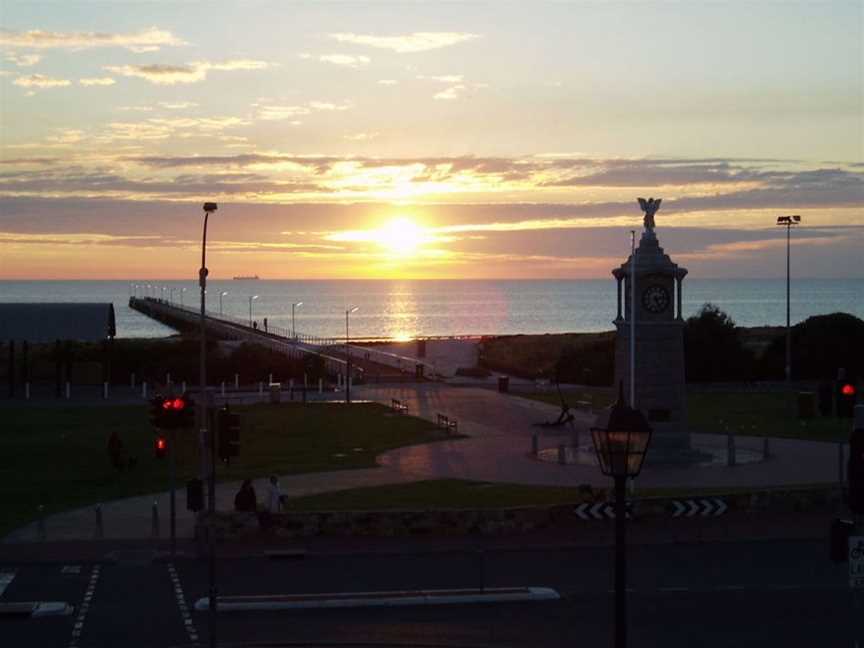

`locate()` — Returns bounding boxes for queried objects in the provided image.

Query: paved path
[4,383,846,543]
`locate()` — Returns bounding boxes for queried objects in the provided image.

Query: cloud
[5,52,40,66]
[105,59,270,85]
[0,27,186,52]
[329,32,479,53]
[316,54,370,68]
[418,74,463,83]
[79,77,116,86]
[378,79,398,86]
[12,74,70,88]
[255,100,350,120]
[434,85,465,100]
[158,101,198,110]
[344,132,379,142]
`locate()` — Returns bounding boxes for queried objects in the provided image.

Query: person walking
[266,475,283,513]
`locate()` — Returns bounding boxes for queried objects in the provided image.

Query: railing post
[65,381,71,400]
[95,504,104,539]
[142,381,148,399]
[318,378,323,394]
[151,500,160,538]
[25,382,30,400]
[221,381,226,397]
[103,382,108,400]
[234,373,239,390]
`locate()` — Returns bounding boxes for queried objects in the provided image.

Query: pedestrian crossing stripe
[0,572,15,597]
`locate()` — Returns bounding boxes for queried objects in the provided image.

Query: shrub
[684,303,755,382]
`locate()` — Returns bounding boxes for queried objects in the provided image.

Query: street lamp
[292,301,303,339]
[776,215,801,392]
[345,306,359,404]
[180,287,187,307]
[590,386,652,648]
[219,291,228,316]
[200,201,217,648]
[248,295,259,327]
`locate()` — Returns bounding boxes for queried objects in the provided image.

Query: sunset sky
[1,1,861,280]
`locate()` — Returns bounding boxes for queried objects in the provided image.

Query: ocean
[0,279,861,340]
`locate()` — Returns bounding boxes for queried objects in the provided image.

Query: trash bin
[269,382,282,404]
[498,376,509,393]
[797,391,815,419]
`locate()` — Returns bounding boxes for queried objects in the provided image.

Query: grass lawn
[516,389,851,442]
[687,391,851,442]
[288,479,591,511]
[287,478,836,512]
[0,402,443,537]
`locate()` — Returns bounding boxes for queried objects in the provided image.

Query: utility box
[269,382,281,404]
[797,392,816,419]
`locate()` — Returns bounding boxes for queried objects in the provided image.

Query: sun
[376,218,428,257]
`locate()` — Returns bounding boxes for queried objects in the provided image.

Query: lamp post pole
[292,302,303,339]
[248,295,258,327]
[614,473,627,648]
[219,291,228,316]
[630,231,637,407]
[345,306,358,403]
[199,202,217,648]
[777,215,800,411]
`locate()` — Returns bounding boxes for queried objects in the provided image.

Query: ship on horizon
[232,275,260,280]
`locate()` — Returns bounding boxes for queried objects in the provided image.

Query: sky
[0,0,862,280]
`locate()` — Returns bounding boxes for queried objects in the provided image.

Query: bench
[437,413,459,435]
[390,398,408,415]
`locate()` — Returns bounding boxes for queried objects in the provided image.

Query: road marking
[61,565,82,575]
[0,572,15,597]
[168,563,199,646]
[68,565,100,648]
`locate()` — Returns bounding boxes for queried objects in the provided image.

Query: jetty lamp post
[590,388,652,648]
[345,306,359,404]
[219,291,228,315]
[248,294,259,327]
[199,201,218,648]
[776,215,801,408]
[180,287,186,307]
[292,301,303,339]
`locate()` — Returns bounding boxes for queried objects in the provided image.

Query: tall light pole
[777,215,801,392]
[292,301,303,339]
[345,306,358,404]
[200,201,217,648]
[180,287,186,307]
[248,295,259,327]
[219,291,228,316]
[591,387,652,648]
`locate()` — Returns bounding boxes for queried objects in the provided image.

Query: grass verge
[0,402,443,537]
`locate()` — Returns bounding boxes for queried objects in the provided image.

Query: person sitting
[234,479,257,512]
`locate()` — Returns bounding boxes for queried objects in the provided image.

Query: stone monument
[612,198,692,460]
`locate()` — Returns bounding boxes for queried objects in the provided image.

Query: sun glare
[376,218,427,257]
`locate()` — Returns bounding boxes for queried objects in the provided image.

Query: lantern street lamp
[590,386,652,648]
[248,295,259,327]
[292,301,303,339]
[219,291,228,316]
[345,306,359,403]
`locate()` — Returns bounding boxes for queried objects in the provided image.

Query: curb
[194,586,559,612]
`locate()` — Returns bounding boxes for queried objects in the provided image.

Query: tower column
[676,275,683,321]
[616,277,623,320]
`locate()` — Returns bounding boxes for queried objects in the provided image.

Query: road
[2,538,859,647]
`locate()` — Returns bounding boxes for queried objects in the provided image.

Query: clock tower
[612,198,691,459]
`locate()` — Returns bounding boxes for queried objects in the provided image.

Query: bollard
[557,444,567,465]
[151,500,160,538]
[762,437,770,461]
[269,373,273,385]
[234,373,240,389]
[348,375,353,391]
[37,505,46,541]
[531,432,539,457]
[318,378,323,394]
[727,433,736,467]
[103,382,108,400]
[25,382,30,400]
[258,382,264,398]
[221,381,226,397]
[838,442,845,483]
[95,504,104,539]
[337,373,342,389]
[142,381,148,399]
[65,381,71,400]
[130,372,136,389]
[181,381,186,394]
[304,373,308,388]
[166,373,171,386]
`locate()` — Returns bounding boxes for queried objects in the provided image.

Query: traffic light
[154,435,168,459]
[151,394,195,429]
[849,425,864,514]
[217,407,240,462]
[838,383,858,419]
[186,478,204,512]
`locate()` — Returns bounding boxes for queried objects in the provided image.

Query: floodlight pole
[777,215,800,413]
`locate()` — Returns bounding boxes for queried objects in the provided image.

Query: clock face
[642,285,670,313]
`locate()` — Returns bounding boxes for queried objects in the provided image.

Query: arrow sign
[671,498,728,518]
[574,502,632,520]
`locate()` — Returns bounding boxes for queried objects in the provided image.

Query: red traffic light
[154,435,168,458]
[156,437,167,450]
[842,384,856,397]
[162,398,186,411]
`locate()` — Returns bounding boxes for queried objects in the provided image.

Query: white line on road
[68,565,100,648]
[168,563,199,646]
